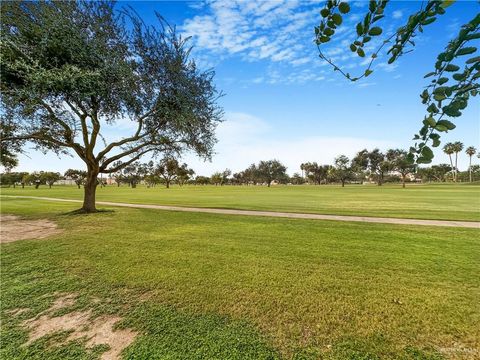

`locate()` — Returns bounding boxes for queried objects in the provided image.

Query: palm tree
[443,143,455,182]
[465,146,477,183]
[452,141,464,182]
[300,163,306,180]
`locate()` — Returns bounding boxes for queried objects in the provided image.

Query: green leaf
[425,116,436,127]
[332,13,343,26]
[357,48,365,57]
[432,138,441,147]
[452,72,466,81]
[319,36,330,43]
[420,17,436,25]
[427,103,439,113]
[466,33,480,41]
[356,23,364,36]
[433,86,448,95]
[324,28,335,36]
[444,64,460,72]
[350,44,357,52]
[365,69,373,77]
[419,125,428,136]
[421,146,434,159]
[435,125,448,132]
[442,106,462,117]
[424,72,436,78]
[416,156,432,164]
[457,47,477,56]
[436,77,448,85]
[338,2,350,14]
[369,0,376,13]
[368,27,382,36]
[320,8,330,17]
[436,120,456,130]
[406,152,415,163]
[466,56,480,64]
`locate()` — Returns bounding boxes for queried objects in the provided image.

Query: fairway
[2,1,480,359]
[2,183,479,221]
[1,197,480,359]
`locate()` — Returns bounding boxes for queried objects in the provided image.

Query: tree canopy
[0,1,223,212]
[315,0,479,164]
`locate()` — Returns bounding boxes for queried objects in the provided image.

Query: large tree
[0,1,222,212]
[465,146,477,182]
[332,155,354,187]
[156,158,183,188]
[442,143,456,181]
[315,1,479,163]
[41,172,61,189]
[256,160,287,187]
[418,164,452,182]
[386,149,417,188]
[353,149,390,185]
[64,169,87,189]
[452,141,464,182]
[302,162,329,185]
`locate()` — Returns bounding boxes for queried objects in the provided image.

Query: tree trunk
[49,184,52,188]
[22,183,25,188]
[447,155,454,182]
[341,179,345,187]
[402,175,406,188]
[454,153,458,182]
[35,183,40,189]
[469,156,472,183]
[82,169,99,213]
[166,180,170,189]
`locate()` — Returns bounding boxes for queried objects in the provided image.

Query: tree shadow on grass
[61,208,115,216]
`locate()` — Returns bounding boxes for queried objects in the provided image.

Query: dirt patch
[22,293,137,360]
[0,214,62,243]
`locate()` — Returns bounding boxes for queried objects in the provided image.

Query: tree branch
[101,148,156,173]
[95,109,160,161]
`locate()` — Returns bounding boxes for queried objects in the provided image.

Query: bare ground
[0,214,62,243]
[21,293,137,360]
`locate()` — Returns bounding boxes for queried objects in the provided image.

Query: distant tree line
[1,144,478,188]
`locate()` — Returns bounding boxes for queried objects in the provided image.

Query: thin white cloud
[392,10,403,19]
[182,111,396,175]
[357,82,376,88]
[181,0,406,85]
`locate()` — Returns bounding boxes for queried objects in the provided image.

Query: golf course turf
[1,183,479,221]
[1,187,479,359]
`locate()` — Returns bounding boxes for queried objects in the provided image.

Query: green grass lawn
[2,183,479,221]
[1,197,479,359]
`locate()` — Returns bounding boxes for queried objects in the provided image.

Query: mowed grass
[1,197,479,359]
[2,182,480,221]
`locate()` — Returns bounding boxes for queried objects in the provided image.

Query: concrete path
[2,195,479,228]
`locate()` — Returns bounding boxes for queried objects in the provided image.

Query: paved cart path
[2,195,479,228]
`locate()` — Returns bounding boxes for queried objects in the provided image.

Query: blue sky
[14,0,480,175]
